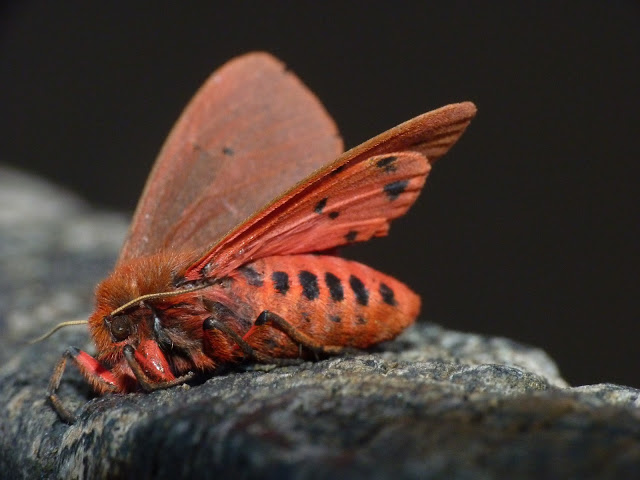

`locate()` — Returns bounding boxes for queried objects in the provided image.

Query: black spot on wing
[239,266,263,287]
[222,146,234,156]
[356,316,367,324]
[329,164,346,176]
[379,283,397,306]
[376,155,397,172]
[299,271,320,300]
[272,271,289,295]
[314,198,328,214]
[324,272,344,302]
[329,315,342,323]
[384,180,409,201]
[345,231,358,243]
[349,275,369,306]
[328,211,340,220]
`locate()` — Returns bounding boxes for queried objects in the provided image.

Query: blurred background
[1,2,638,387]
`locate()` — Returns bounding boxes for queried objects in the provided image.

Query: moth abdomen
[234,254,420,351]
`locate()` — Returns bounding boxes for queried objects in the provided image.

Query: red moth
[46,52,476,423]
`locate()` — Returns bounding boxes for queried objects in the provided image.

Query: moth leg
[48,347,119,424]
[255,310,351,355]
[202,317,302,366]
[122,345,194,392]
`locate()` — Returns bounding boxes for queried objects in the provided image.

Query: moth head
[87,303,146,367]
[103,313,137,343]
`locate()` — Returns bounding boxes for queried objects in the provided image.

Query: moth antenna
[108,283,210,317]
[28,320,89,344]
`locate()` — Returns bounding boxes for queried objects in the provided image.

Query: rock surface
[1,166,639,479]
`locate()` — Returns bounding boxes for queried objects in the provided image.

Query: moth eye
[105,315,134,341]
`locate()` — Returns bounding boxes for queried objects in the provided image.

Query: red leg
[123,343,194,392]
[47,347,121,424]
[254,310,351,355]
[203,316,302,366]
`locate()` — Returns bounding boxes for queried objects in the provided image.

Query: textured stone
[1,166,639,479]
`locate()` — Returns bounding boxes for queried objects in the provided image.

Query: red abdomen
[226,254,420,357]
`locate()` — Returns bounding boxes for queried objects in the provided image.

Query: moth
[45,52,476,423]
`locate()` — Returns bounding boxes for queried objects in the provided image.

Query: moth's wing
[344,101,477,165]
[117,52,343,264]
[182,102,476,282]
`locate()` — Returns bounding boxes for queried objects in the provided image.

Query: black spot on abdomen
[272,271,289,295]
[349,275,369,306]
[324,272,344,302]
[299,271,320,300]
[379,283,397,306]
[240,266,264,287]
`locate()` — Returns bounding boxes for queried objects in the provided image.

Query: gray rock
[1,166,639,479]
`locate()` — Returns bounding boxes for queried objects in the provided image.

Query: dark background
[1,2,638,387]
